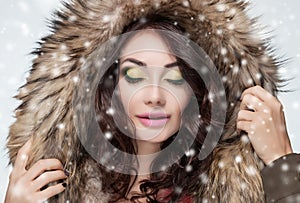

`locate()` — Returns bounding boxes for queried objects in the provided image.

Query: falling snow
[235,155,242,163]
[105,131,112,139]
[58,123,65,129]
[0,1,300,201]
[182,0,190,7]
[281,163,289,171]
[68,15,77,22]
[185,165,193,172]
[245,165,257,176]
[72,76,79,83]
[216,4,226,12]
[106,107,115,115]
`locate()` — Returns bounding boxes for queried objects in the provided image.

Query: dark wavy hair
[92,15,220,202]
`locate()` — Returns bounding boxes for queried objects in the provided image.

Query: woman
[5,0,300,202]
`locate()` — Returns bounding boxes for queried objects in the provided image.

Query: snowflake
[241,59,247,66]
[6,43,15,51]
[174,186,183,194]
[281,163,289,171]
[0,26,6,34]
[255,73,262,80]
[216,29,223,35]
[60,44,67,50]
[199,173,208,184]
[21,23,30,36]
[185,165,193,172]
[161,165,167,171]
[292,101,299,109]
[105,132,112,139]
[229,8,237,15]
[79,57,86,64]
[245,165,257,176]
[216,4,226,12]
[182,0,190,7]
[247,78,253,85]
[200,66,208,75]
[198,14,205,22]
[102,15,111,23]
[106,107,115,115]
[84,41,91,48]
[240,182,248,190]
[233,65,239,74]
[235,155,242,163]
[185,149,196,156]
[72,76,79,83]
[227,23,235,30]
[60,54,70,62]
[18,1,30,13]
[206,125,212,132]
[241,135,249,143]
[218,161,224,168]
[68,15,77,22]
[220,47,228,55]
[20,154,28,161]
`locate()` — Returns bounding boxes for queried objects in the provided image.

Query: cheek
[118,83,141,117]
[169,88,192,114]
[118,83,130,114]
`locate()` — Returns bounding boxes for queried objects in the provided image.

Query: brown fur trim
[7,0,284,202]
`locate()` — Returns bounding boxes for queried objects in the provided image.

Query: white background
[0,0,299,201]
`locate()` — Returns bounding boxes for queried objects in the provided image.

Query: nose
[143,85,166,106]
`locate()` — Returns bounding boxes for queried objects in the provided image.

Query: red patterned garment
[156,188,193,203]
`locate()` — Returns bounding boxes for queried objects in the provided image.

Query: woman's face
[118,30,192,143]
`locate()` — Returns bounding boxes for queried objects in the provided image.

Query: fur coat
[7,0,284,202]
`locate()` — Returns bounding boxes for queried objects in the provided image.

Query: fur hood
[7,0,283,202]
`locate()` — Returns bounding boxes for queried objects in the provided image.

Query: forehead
[120,30,176,65]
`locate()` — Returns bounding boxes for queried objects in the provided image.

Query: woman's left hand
[237,85,293,165]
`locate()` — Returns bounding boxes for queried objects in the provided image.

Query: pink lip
[136,112,170,127]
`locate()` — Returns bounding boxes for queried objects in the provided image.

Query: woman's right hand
[5,138,67,203]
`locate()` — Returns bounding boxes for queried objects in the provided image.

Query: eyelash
[165,79,185,86]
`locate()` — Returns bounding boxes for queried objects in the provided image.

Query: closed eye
[163,69,185,85]
[121,66,147,84]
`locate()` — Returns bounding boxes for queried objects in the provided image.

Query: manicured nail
[62,182,67,188]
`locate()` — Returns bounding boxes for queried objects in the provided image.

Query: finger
[236,120,253,134]
[33,170,67,191]
[14,138,33,173]
[26,159,64,181]
[241,85,274,103]
[37,183,66,201]
[240,94,264,112]
[237,110,254,121]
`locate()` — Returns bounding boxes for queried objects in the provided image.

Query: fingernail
[64,169,70,177]
[62,182,67,188]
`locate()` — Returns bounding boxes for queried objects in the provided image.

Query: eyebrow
[121,58,179,68]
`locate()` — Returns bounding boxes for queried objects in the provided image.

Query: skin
[237,85,293,165]
[118,30,192,154]
[4,138,67,203]
[5,32,293,201]
[117,31,193,198]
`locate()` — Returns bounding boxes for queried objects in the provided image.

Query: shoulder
[261,153,300,202]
